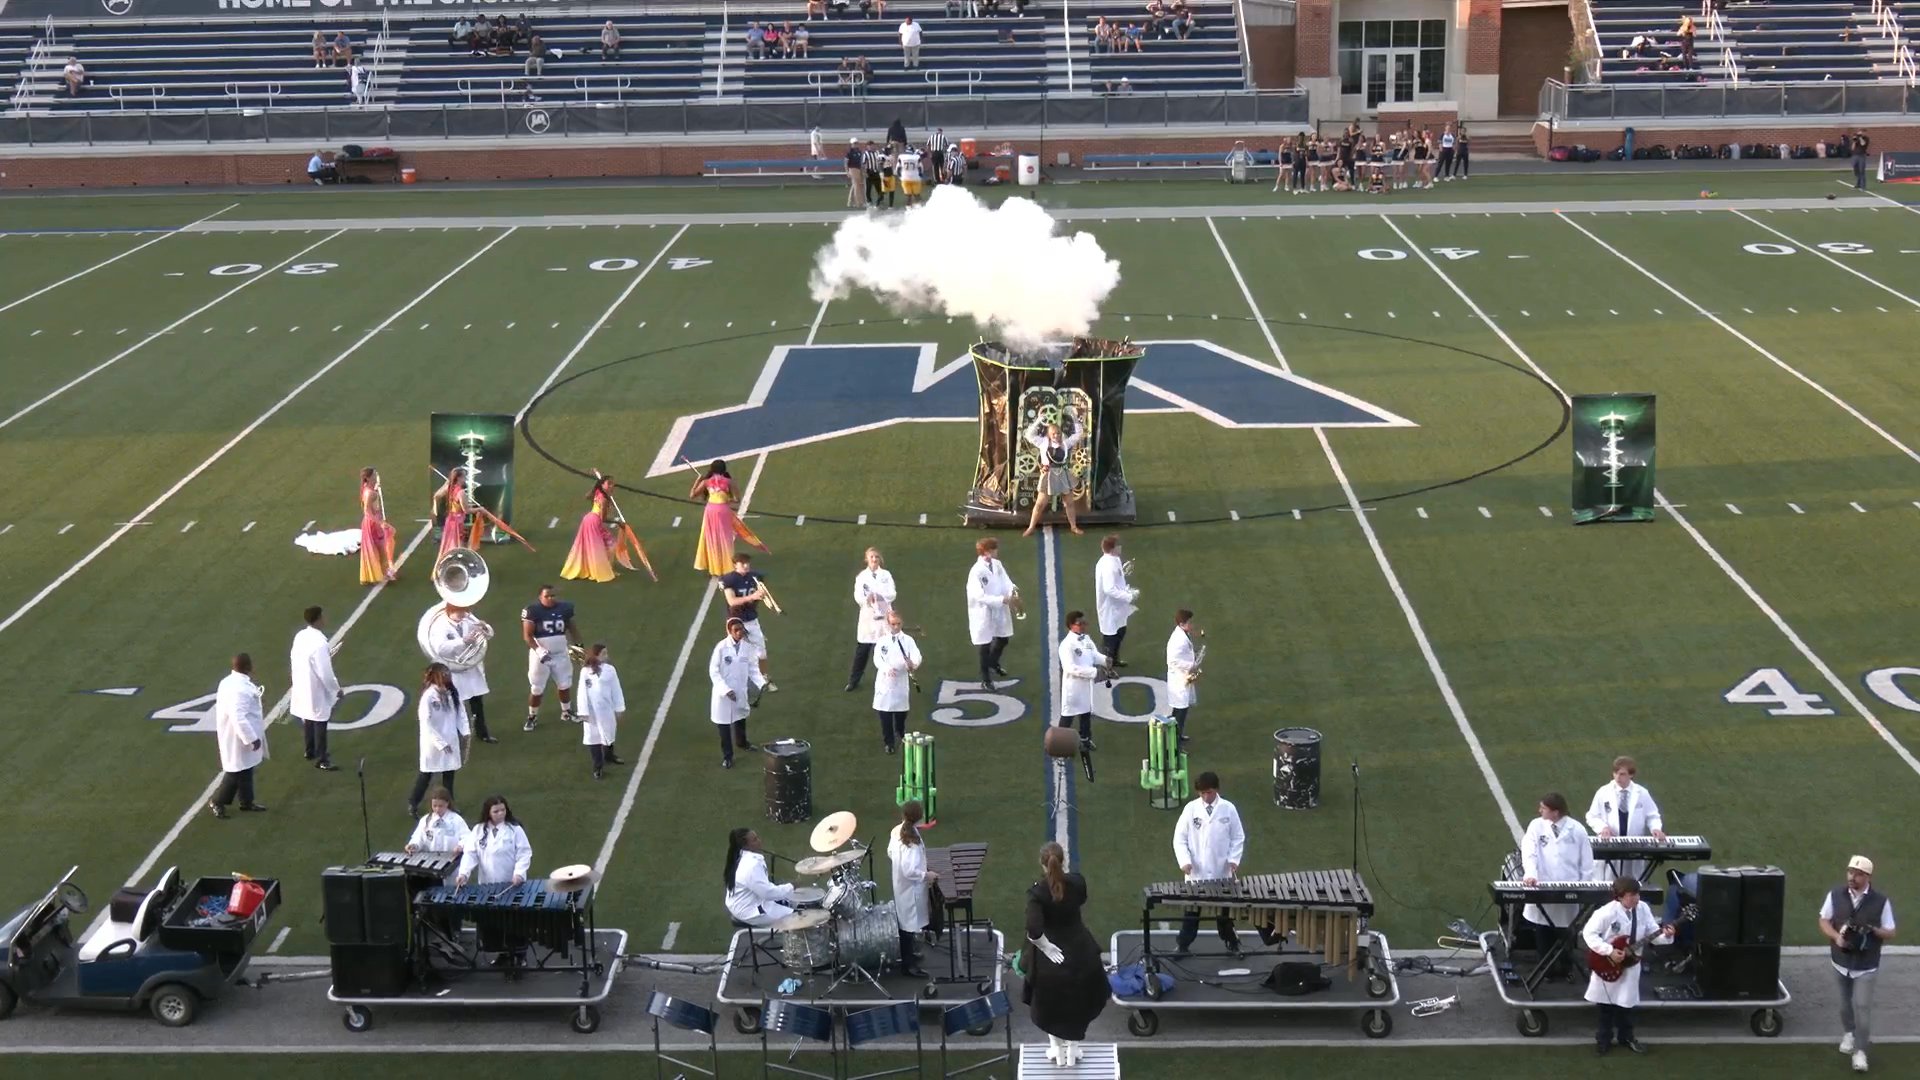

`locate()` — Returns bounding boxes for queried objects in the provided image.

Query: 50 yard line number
[1726,666,1920,716]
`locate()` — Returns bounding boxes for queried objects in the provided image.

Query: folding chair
[761,998,839,1080]
[937,991,1011,1079]
[846,1000,923,1080]
[645,991,718,1080]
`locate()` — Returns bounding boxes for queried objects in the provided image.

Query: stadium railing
[1538,75,1920,119]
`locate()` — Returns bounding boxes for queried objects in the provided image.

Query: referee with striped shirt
[862,140,886,207]
[925,127,951,184]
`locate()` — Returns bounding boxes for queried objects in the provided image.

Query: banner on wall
[1570,393,1656,525]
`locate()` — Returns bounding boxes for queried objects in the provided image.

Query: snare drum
[789,886,828,909]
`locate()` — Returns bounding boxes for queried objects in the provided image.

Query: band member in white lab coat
[965,537,1016,689]
[1172,770,1246,956]
[1093,535,1137,665]
[873,611,921,753]
[709,617,756,768]
[208,653,268,819]
[578,644,626,780]
[409,663,469,819]
[888,801,939,977]
[1521,792,1596,968]
[724,827,796,928]
[1056,611,1108,749]
[1166,609,1201,743]
[289,605,343,771]
[1583,877,1669,1055]
[457,795,532,887]
[846,547,898,692]
[1585,755,1665,881]
[406,786,468,862]
[442,604,496,743]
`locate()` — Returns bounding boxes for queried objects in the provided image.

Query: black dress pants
[302,719,330,763]
[212,767,256,807]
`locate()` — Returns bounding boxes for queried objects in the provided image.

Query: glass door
[1391,51,1417,104]
[1365,53,1387,108]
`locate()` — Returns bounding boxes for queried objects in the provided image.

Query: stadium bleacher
[397,16,707,105]
[1589,0,1908,85]
[12,20,385,110]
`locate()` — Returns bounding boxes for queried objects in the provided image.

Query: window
[1336,18,1449,100]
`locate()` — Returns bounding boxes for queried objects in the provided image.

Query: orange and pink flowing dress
[359,482,396,585]
[693,474,769,576]
[437,480,470,560]
[561,488,618,583]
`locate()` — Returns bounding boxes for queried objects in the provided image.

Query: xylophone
[417,881,593,955]
[369,851,458,892]
[1143,870,1374,975]
[925,842,989,981]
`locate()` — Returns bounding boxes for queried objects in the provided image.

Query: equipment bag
[1264,960,1333,996]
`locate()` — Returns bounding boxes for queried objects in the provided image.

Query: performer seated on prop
[1023,414,1085,537]
[724,827,797,928]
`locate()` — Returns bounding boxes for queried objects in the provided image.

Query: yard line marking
[0,231,344,432]
[661,922,680,950]
[180,520,195,533]
[0,231,515,642]
[1210,217,1523,844]
[243,520,256,531]
[1851,501,1868,513]
[1539,506,1553,517]
[1229,510,1240,521]
[1560,213,1920,468]
[0,202,235,316]
[1789,503,1804,514]
[857,514,867,525]
[1478,506,1491,518]
[266,927,289,953]
[918,513,928,525]
[1726,504,1742,515]
[1731,209,1920,308]
[513,225,686,425]
[671,515,681,528]
[302,519,316,531]
[58,523,74,535]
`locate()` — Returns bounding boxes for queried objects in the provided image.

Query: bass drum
[779,902,903,972]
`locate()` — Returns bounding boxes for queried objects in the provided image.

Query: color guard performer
[409,662,468,818]
[521,584,580,732]
[207,653,268,819]
[873,611,921,753]
[1022,418,1085,537]
[289,606,342,772]
[1585,756,1664,880]
[720,552,776,695]
[1521,792,1595,972]
[1583,877,1667,1055]
[723,827,795,927]
[1093,535,1137,666]
[1166,609,1201,744]
[578,643,626,780]
[562,474,655,584]
[845,547,898,692]
[1057,611,1107,751]
[432,466,472,560]
[358,467,396,585]
[709,617,757,768]
[965,537,1017,690]
[691,459,770,577]
[1172,771,1245,957]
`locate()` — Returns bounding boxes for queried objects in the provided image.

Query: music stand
[761,998,839,1080]
[646,991,719,1080]
[845,1001,923,1080]
[937,991,1011,1080]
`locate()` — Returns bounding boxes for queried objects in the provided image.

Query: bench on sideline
[703,156,839,178]
[1083,150,1277,171]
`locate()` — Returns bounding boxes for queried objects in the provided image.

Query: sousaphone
[416,548,494,671]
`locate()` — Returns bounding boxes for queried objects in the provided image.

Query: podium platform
[1017,1042,1120,1079]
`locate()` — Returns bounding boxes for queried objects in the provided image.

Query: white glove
[1031,934,1064,964]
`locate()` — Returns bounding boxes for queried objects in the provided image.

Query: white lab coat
[1173,795,1245,881]
[965,556,1015,646]
[578,662,626,747]
[459,821,532,885]
[724,850,795,927]
[408,810,469,854]
[287,625,340,722]
[214,670,266,773]
[1586,780,1664,879]
[1166,626,1199,709]
[1093,552,1136,635]
[441,610,491,699]
[416,684,468,774]
[854,568,897,645]
[872,631,920,713]
[709,636,755,725]
[1582,899,1664,1007]
[1057,631,1106,716]
[1520,815,1596,927]
[888,824,931,933]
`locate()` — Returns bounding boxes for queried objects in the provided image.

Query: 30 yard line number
[1725,666,1920,716]
[208,262,339,277]
[1742,242,1874,256]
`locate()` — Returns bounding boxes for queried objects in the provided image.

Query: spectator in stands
[1144,0,1166,36]
[307,149,337,185]
[62,56,86,98]
[313,30,330,67]
[778,22,797,58]
[494,16,517,52]
[1676,14,1696,67]
[808,0,827,17]
[1172,9,1193,39]
[795,24,812,57]
[450,18,472,50]
[1091,16,1113,53]
[469,18,494,54]
[838,55,858,89]
[526,34,548,77]
[980,0,1001,13]
[348,59,370,105]
[515,13,535,47]
[331,31,353,66]
[601,21,621,60]
[860,0,888,20]
[1122,21,1145,52]
[899,16,923,68]
[762,23,781,56]
[746,21,765,59]
[856,54,874,87]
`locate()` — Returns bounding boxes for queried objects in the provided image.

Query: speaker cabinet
[1738,865,1787,946]
[321,866,369,946]
[328,943,410,997]
[360,868,413,947]
[1699,944,1781,1000]
[1692,866,1744,947]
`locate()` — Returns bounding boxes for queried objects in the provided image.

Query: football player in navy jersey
[718,553,776,697]
[521,584,581,732]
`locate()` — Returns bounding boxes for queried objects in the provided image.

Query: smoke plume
[809,186,1121,349]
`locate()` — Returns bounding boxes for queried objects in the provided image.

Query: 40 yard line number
[150,683,405,734]
[1725,666,1920,716]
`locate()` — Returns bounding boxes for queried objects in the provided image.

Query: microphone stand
[358,756,373,861]
[1350,761,1361,872]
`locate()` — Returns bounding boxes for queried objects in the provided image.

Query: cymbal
[793,847,865,876]
[547,863,600,892]
[810,811,859,853]
[770,908,831,932]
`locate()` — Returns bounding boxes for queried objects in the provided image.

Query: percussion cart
[1107,928,1400,1039]
[1477,930,1789,1038]
[717,926,1004,1035]
[329,927,627,1035]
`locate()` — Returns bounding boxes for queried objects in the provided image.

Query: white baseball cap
[1848,855,1875,875]
[850,137,859,145]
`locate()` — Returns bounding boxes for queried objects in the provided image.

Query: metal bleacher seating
[398,17,707,105]
[733,11,1052,99]
[1591,0,1899,85]
[1074,0,1246,93]
[13,20,382,110]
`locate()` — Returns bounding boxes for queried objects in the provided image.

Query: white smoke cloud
[809,186,1121,349]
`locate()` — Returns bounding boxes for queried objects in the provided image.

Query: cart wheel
[1516,1009,1548,1038]
[343,1005,373,1033]
[1751,1008,1783,1038]
[592,962,605,977]
[734,1006,763,1035]
[149,984,198,1028]
[976,980,993,997]
[966,1018,994,1037]
[922,982,938,999]
[0,981,17,1021]
[571,1005,601,1035]
[1366,975,1391,999]
[1126,1009,1159,1038]
[1361,1009,1392,1039]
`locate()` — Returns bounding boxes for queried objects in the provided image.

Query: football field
[2,168,1919,1040]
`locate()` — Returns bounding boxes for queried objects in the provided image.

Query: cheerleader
[456,794,532,887]
[578,644,626,780]
[690,459,770,577]
[1272,139,1293,194]
[409,663,468,818]
[1390,134,1409,191]
[1289,134,1307,194]
[358,467,397,585]
[1414,131,1435,188]
[431,466,472,560]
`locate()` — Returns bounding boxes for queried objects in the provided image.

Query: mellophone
[1143,869,1375,975]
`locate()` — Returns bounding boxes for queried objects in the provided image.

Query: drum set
[769,811,901,993]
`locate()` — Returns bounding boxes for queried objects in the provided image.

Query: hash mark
[180,521,195,533]
[332,325,342,332]
[1832,307,1843,313]
[1743,307,1754,314]
[1291,509,1302,521]
[420,323,430,330]
[919,513,928,525]
[1388,311,1397,319]
[661,922,680,950]
[548,517,559,529]
[726,321,733,328]
[671,516,682,528]
[1608,310,1619,316]
[71,329,83,336]
[1167,510,1177,521]
[58,523,74,535]
[243,521,256,532]
[202,327,214,334]
[245,327,257,334]
[796,515,806,526]
[289,326,299,332]
[1539,507,1553,518]
[0,524,12,534]
[1726,504,1743,515]
[1787,307,1799,314]
[464,323,472,330]
[267,928,290,954]
[857,514,867,525]
[1417,507,1428,519]
[1478,507,1491,518]
[1229,510,1240,521]
[1653,309,1664,315]
[1432,311,1441,318]
[506,322,516,329]
[1878,307,1889,313]
[1851,501,1868,513]
[551,322,560,329]
[1788,503,1804,514]
[1520,310,1530,317]
[116,328,128,334]
[302,520,316,531]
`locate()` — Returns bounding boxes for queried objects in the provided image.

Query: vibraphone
[925,842,989,981]
[369,850,457,892]
[1143,869,1375,977]
[414,881,599,992]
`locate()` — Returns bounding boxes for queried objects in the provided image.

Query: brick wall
[1499,5,1572,117]
[1295,0,1332,79]
[1247,24,1297,89]
[1465,0,1503,76]
[1533,122,1920,155]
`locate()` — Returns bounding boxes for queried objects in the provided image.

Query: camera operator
[1819,855,1895,1074]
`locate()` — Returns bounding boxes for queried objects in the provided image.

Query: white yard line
[0,231,346,432]
[1041,526,1072,864]
[1558,212,1920,467]
[1208,217,1524,844]
[0,229,515,642]
[0,203,236,316]
[1728,209,1920,309]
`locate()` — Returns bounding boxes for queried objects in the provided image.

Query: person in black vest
[845,137,867,209]
[1819,855,1895,1073]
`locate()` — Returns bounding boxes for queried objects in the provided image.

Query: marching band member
[432,466,472,560]
[724,827,796,927]
[561,475,619,583]
[1025,841,1109,1067]
[357,467,396,585]
[888,801,937,978]
[874,611,921,753]
[521,584,580,732]
[720,553,776,694]
[1521,792,1595,972]
[1166,609,1200,744]
[1056,611,1107,751]
[1022,417,1085,537]
[709,617,756,768]
[1585,756,1665,881]
[409,663,468,818]
[845,547,898,692]
[1583,877,1666,1055]
[691,459,770,577]
[289,605,342,772]
[207,653,268,819]
[405,787,467,858]
[443,603,495,744]
[966,537,1016,690]
[1172,771,1245,957]
[578,643,626,780]
[1093,535,1137,665]
[456,794,532,887]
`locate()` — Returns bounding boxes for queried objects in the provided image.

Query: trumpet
[1121,557,1137,580]
[1007,585,1027,621]
[757,577,784,616]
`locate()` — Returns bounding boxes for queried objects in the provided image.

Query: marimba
[1143,869,1374,975]
[926,842,989,981]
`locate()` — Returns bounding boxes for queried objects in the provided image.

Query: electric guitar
[1588,904,1697,982]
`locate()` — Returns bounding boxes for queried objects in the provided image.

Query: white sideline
[0,202,236,316]
[0,230,346,431]
[1728,209,1920,310]
[1206,217,1525,846]
[0,228,516,643]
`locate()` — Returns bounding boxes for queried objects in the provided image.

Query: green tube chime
[896,731,938,822]
[1140,715,1188,810]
